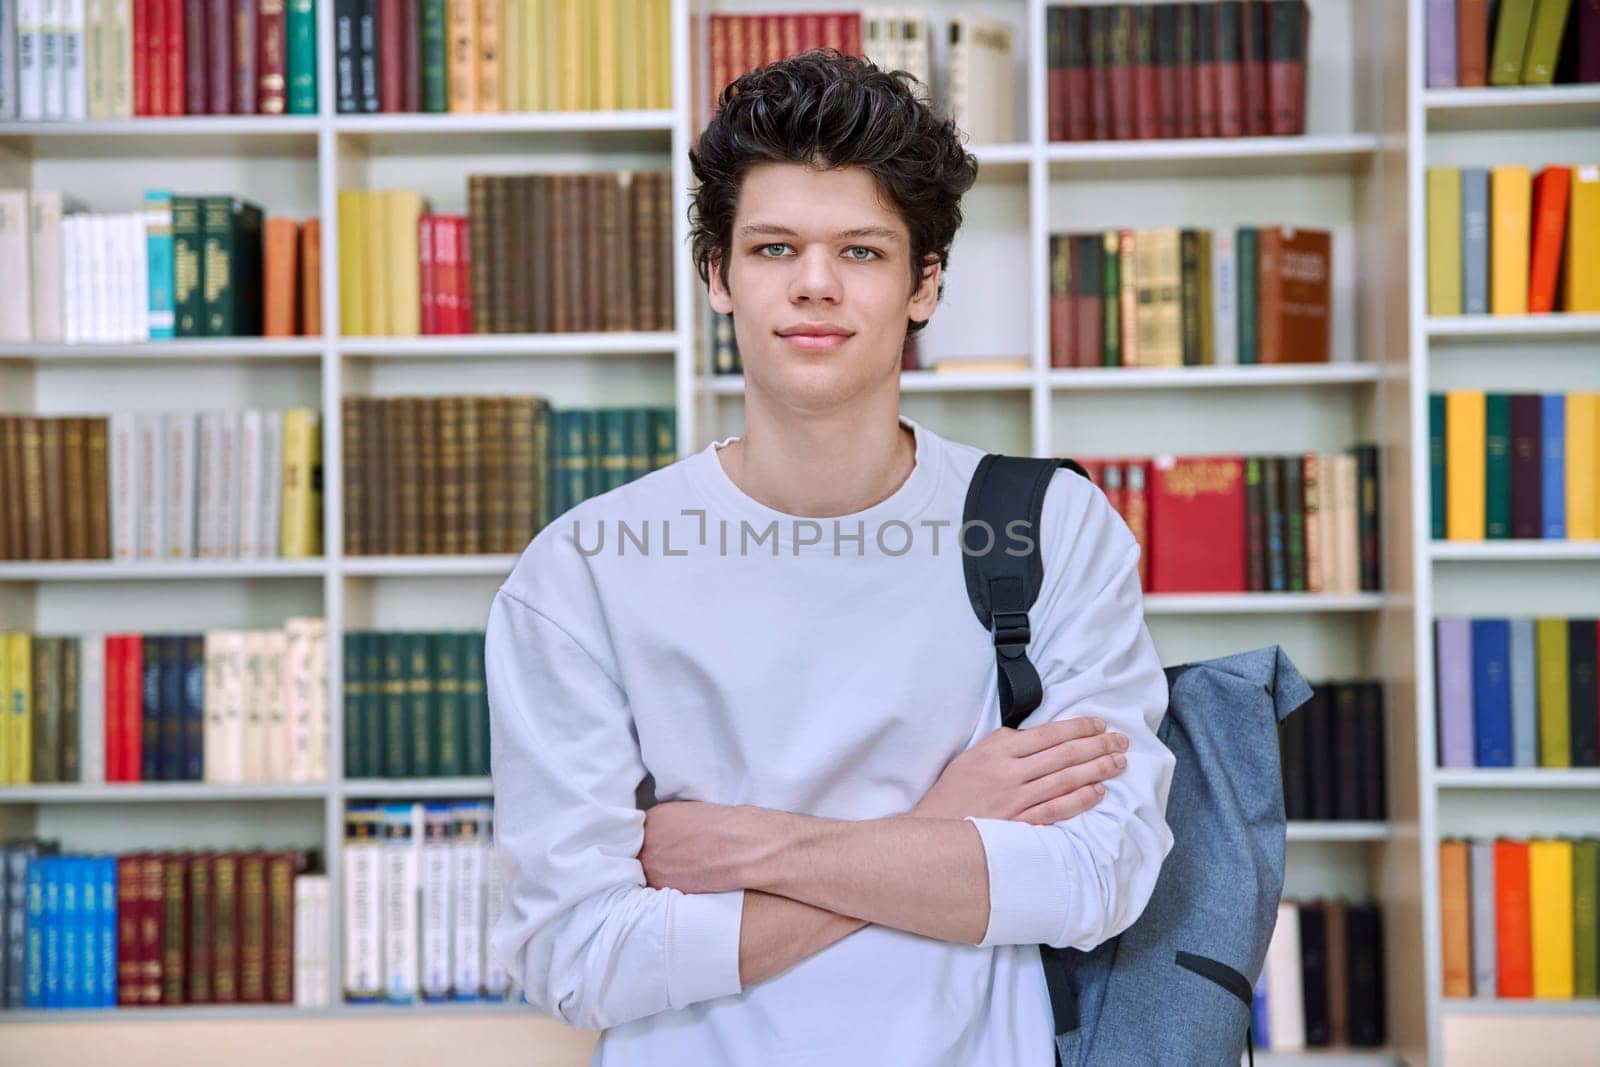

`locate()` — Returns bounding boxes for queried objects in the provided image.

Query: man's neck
[716,400,916,519]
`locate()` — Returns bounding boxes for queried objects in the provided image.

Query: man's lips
[779,332,852,350]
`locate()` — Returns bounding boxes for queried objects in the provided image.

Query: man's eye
[757,243,791,257]
[844,247,880,261]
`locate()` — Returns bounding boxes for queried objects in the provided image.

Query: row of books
[1046,1,1310,143]
[1426,0,1600,88]
[1429,392,1600,542]
[0,842,329,1010]
[342,800,511,1004]
[337,171,673,337]
[1251,899,1386,1051]
[341,397,674,556]
[1439,837,1599,1000]
[0,0,318,120]
[342,631,488,780]
[1049,225,1332,369]
[1078,449,1380,595]
[1426,165,1600,317]
[1279,681,1387,823]
[0,624,330,785]
[0,409,323,562]
[0,190,322,343]
[1435,617,1600,769]
[333,0,671,114]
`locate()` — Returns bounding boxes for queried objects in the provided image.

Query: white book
[311,875,332,1006]
[1333,453,1360,594]
[236,410,263,557]
[162,411,196,559]
[89,212,110,342]
[0,0,17,119]
[241,630,268,782]
[71,209,93,341]
[343,805,384,1002]
[381,802,421,1004]
[28,191,68,342]
[202,629,225,782]
[483,830,509,999]
[216,409,239,557]
[114,211,134,341]
[259,410,283,557]
[1470,841,1497,996]
[77,633,104,782]
[0,190,31,341]
[862,11,889,71]
[82,0,103,117]
[39,0,60,119]
[17,0,42,119]
[59,0,82,119]
[902,12,932,103]
[128,210,147,340]
[218,629,246,782]
[1264,902,1305,1051]
[294,873,322,1007]
[450,802,485,999]
[195,411,220,557]
[59,212,80,342]
[283,616,320,783]
[419,804,453,1002]
[107,410,136,560]
[1212,229,1238,365]
[307,617,327,781]
[133,411,164,560]
[262,627,288,783]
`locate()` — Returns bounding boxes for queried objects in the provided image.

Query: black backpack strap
[961,454,1090,730]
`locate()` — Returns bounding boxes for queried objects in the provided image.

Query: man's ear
[708,250,734,315]
[907,254,941,322]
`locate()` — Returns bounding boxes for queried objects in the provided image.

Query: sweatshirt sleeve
[964,473,1176,951]
[485,586,746,1030]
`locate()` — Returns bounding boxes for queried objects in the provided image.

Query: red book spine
[139,855,164,1005]
[257,0,286,114]
[148,0,167,115]
[403,0,421,112]
[419,215,438,335]
[708,15,727,110]
[1242,0,1269,136]
[780,14,800,60]
[1090,7,1114,140]
[1071,236,1102,368]
[1528,167,1572,313]
[207,0,233,113]
[103,636,122,781]
[1197,2,1219,137]
[1266,0,1308,136]
[183,0,206,114]
[1133,7,1158,140]
[378,0,402,112]
[1156,4,1179,140]
[1494,839,1533,997]
[454,217,473,336]
[234,0,258,114]
[844,12,861,58]
[1149,455,1247,593]
[116,856,142,1005]
[1217,2,1245,137]
[123,634,143,781]
[1065,8,1090,142]
[165,0,185,115]
[822,13,844,54]
[1047,9,1067,142]
[436,215,460,334]
[133,0,152,114]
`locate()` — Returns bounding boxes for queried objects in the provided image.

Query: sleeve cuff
[664,888,746,1008]
[966,816,1074,948]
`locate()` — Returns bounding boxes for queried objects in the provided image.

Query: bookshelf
[1406,1,1600,1064]
[0,0,1457,1063]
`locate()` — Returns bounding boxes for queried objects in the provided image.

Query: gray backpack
[963,455,1313,1066]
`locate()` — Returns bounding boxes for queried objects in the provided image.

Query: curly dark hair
[688,49,980,337]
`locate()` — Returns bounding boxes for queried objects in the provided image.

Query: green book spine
[548,409,570,520]
[433,632,464,777]
[461,632,487,777]
[582,409,601,504]
[598,409,629,494]
[1519,0,1569,84]
[1284,453,1306,592]
[361,633,383,780]
[1101,231,1120,367]
[58,637,78,782]
[406,632,435,777]
[30,638,60,784]
[1574,838,1599,997]
[1430,393,1447,540]
[1179,229,1202,366]
[1485,393,1511,539]
[343,632,368,778]
[1236,227,1258,364]
[649,406,675,472]
[1489,0,1537,85]
[381,633,410,777]
[625,408,652,483]
[1536,618,1571,768]
[287,0,318,113]
[421,0,447,112]
[201,197,235,338]
[171,197,205,338]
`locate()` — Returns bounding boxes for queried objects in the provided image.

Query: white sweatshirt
[485,414,1175,1066]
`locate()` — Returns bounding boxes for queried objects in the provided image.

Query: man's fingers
[1016,783,1107,826]
[1017,731,1128,782]
[1002,715,1107,756]
[1018,753,1126,812]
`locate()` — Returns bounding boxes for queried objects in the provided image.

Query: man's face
[708,162,941,412]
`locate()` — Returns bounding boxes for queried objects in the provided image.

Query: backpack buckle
[991,611,1031,659]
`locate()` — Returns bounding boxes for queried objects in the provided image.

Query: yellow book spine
[521,0,542,111]
[653,0,670,109]
[365,192,391,337]
[477,0,502,112]
[5,634,29,784]
[387,191,424,338]
[448,0,479,112]
[1568,393,1599,540]
[543,0,562,110]
[560,0,583,109]
[615,0,639,108]
[279,409,312,558]
[1446,390,1486,541]
[1490,166,1532,316]
[0,637,7,781]
[502,0,521,111]
[594,0,618,110]
[1528,839,1575,998]
[1427,167,1462,316]
[337,190,369,336]
[1568,165,1600,313]
[1535,618,1570,767]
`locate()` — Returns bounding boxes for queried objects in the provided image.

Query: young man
[486,52,1174,1065]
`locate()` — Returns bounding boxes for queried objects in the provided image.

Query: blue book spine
[1541,394,1566,538]
[60,859,80,1009]
[145,191,176,340]
[160,636,184,781]
[78,859,99,1008]
[1471,619,1513,767]
[1509,619,1538,768]
[1251,968,1271,1049]
[43,859,60,1009]
[24,859,44,1009]
[142,638,162,781]
[1461,169,1489,314]
[181,635,205,780]
[99,857,117,1008]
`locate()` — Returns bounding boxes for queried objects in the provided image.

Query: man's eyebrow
[736,223,902,242]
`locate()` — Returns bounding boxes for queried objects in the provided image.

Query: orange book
[300,219,322,337]
[262,218,301,338]
[1528,167,1571,314]
[1440,838,1473,998]
[1495,838,1534,998]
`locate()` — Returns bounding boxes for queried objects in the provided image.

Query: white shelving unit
[0,1,1432,1064]
[1404,2,1600,1064]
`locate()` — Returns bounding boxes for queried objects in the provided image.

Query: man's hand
[912,716,1129,824]
[640,800,770,894]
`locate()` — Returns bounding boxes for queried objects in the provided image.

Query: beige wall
[1442,1016,1600,1067]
